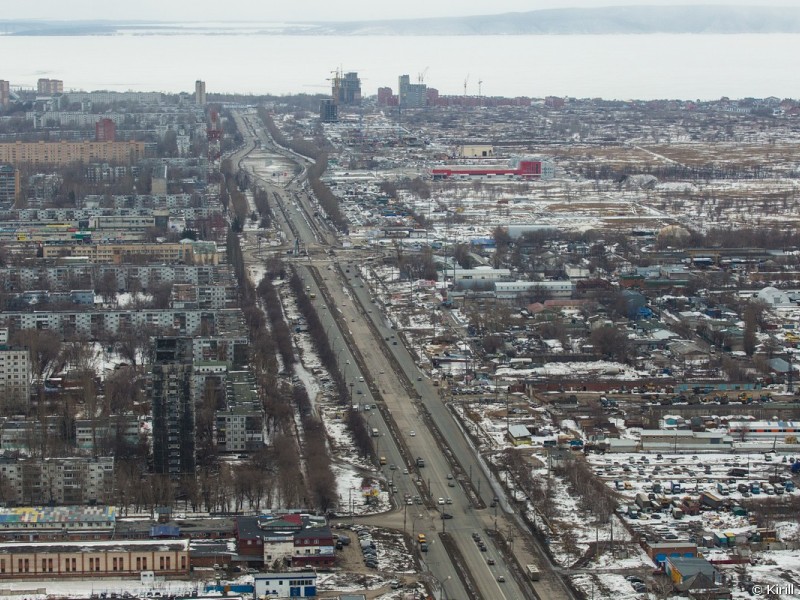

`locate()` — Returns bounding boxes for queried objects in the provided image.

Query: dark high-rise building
[337,72,361,105]
[195,80,206,105]
[320,99,338,123]
[0,80,9,108]
[0,164,19,207]
[150,337,195,478]
[95,118,116,142]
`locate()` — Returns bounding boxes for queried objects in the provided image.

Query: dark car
[441,512,453,519]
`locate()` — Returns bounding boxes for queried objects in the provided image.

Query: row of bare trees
[288,270,374,461]
[255,107,347,232]
[256,276,296,369]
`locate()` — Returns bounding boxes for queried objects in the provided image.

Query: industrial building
[0,538,189,579]
[495,280,575,299]
[445,267,512,289]
[727,420,800,441]
[432,156,554,180]
[254,573,317,599]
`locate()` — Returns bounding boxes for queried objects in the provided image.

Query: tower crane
[418,66,429,84]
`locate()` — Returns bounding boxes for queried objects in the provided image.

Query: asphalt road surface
[230,109,574,600]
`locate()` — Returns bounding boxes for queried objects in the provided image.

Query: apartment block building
[0,164,19,207]
[0,506,117,542]
[36,78,63,95]
[0,140,146,166]
[0,308,246,341]
[0,329,30,412]
[150,337,196,478]
[0,456,114,505]
[95,118,116,142]
[0,264,233,293]
[41,240,218,265]
[195,80,206,105]
[215,370,264,453]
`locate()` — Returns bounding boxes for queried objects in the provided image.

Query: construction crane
[418,66,429,84]
[326,68,343,104]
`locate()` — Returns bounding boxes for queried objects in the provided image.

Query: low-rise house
[665,556,721,586]
[507,424,533,446]
[254,572,317,599]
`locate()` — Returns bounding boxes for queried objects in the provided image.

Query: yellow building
[0,141,146,166]
[457,144,494,158]
[0,539,189,579]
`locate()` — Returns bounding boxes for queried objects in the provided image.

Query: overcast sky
[3,0,794,22]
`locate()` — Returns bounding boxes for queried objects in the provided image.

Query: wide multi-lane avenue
[230,109,574,600]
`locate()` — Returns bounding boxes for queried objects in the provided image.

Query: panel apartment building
[0,140,146,166]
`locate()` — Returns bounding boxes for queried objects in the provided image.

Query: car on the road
[392,341,398,345]
[447,481,455,487]
[438,497,445,505]
[446,474,454,480]
[497,575,506,582]
[409,430,416,436]
[487,558,495,565]
[441,512,453,519]
[417,376,422,381]
[389,464,396,470]
[406,498,413,505]
[446,497,452,504]
[479,544,487,552]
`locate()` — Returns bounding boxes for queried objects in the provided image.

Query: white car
[410,430,416,437]
[438,497,445,505]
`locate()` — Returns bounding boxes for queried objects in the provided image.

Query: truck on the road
[526,563,541,581]
[416,457,425,467]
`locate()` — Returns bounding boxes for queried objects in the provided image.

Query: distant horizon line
[2,5,800,26]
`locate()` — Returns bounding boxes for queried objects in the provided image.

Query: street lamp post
[433,575,452,600]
